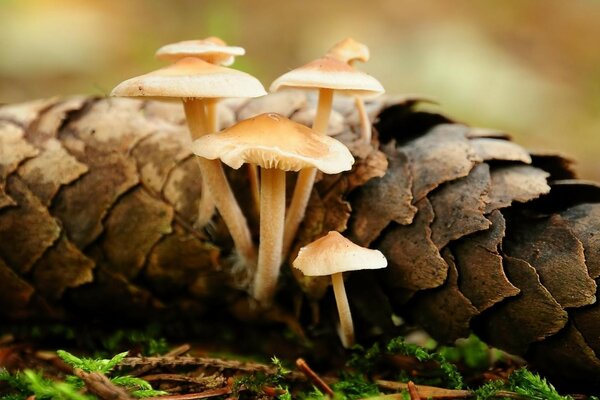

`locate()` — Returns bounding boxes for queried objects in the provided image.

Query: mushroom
[325,38,373,144]
[155,36,251,225]
[270,56,384,260]
[326,38,370,65]
[191,113,354,305]
[111,57,266,265]
[292,231,387,348]
[155,36,245,66]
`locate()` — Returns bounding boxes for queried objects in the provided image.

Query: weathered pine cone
[1,92,599,387]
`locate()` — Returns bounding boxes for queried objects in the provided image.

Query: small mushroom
[111,57,266,265]
[326,37,370,64]
[192,113,354,305]
[155,36,245,66]
[270,56,384,260]
[326,38,374,144]
[293,231,388,348]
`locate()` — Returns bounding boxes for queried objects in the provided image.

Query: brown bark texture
[1,92,600,387]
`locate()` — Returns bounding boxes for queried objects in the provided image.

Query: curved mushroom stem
[184,99,256,266]
[282,88,334,259]
[355,96,372,144]
[253,168,286,305]
[331,272,354,348]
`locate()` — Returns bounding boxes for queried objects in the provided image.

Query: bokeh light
[1,0,598,180]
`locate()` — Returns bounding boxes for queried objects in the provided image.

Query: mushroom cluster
[111,36,387,346]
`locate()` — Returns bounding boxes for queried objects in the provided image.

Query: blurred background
[1,0,598,180]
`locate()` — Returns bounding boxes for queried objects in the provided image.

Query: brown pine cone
[1,92,599,388]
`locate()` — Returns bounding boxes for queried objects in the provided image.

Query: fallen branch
[73,368,135,400]
[130,344,191,377]
[117,355,306,381]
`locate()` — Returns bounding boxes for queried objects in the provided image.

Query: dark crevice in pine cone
[1,93,600,389]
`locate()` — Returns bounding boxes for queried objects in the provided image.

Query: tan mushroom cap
[270,56,384,97]
[293,231,387,276]
[192,113,354,173]
[155,37,245,66]
[326,38,370,64]
[111,57,266,99]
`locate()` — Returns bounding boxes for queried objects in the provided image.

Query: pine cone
[1,93,599,388]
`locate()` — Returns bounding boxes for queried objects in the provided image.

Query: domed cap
[293,231,387,276]
[326,38,370,64]
[270,56,384,98]
[155,37,245,66]
[192,112,354,173]
[111,57,266,99]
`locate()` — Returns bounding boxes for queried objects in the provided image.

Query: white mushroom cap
[270,56,384,98]
[192,112,354,173]
[111,57,266,99]
[155,37,245,66]
[293,231,387,276]
[326,38,370,64]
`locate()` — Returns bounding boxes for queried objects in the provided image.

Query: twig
[375,380,472,399]
[296,358,334,397]
[73,368,135,400]
[130,344,191,377]
[141,373,222,386]
[146,386,231,400]
[118,355,305,381]
[407,381,421,400]
[262,386,287,397]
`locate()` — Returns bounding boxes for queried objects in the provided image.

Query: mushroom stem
[183,98,208,139]
[282,88,334,258]
[331,272,355,348]
[355,96,372,144]
[195,97,219,226]
[204,98,219,133]
[312,88,334,134]
[253,168,286,305]
[182,99,214,228]
[183,99,256,265]
[247,164,261,216]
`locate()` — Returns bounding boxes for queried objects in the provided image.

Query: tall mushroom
[191,113,354,305]
[270,56,384,259]
[325,38,374,144]
[111,57,266,266]
[155,36,250,225]
[293,231,387,348]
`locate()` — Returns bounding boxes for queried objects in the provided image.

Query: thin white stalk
[184,99,256,266]
[355,96,372,144]
[281,88,334,259]
[332,272,354,348]
[347,59,372,144]
[253,168,286,305]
